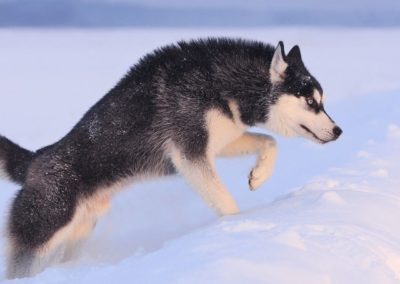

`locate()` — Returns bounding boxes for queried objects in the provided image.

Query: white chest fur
[205,101,247,157]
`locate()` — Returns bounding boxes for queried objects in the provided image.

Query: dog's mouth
[300,124,330,144]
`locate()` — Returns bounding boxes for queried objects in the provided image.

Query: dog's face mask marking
[265,42,342,144]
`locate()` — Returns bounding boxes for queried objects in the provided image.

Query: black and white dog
[0,38,342,278]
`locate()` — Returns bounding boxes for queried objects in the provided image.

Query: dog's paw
[248,157,275,191]
[215,200,240,216]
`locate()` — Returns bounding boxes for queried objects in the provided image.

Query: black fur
[281,45,323,98]
[0,136,34,184]
[0,38,323,278]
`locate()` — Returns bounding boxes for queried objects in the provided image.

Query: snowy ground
[0,28,399,283]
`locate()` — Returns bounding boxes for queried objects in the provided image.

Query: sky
[0,0,399,27]
[87,0,400,11]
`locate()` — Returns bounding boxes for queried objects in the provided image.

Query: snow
[0,28,400,283]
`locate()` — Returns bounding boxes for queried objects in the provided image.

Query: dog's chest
[205,104,247,156]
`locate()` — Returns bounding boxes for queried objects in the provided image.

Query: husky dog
[0,38,341,278]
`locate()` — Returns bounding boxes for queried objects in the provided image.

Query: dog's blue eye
[307,98,314,105]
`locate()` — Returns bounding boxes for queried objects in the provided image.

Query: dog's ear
[287,45,302,60]
[270,41,288,83]
[287,45,304,66]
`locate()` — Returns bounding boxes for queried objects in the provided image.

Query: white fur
[263,94,300,137]
[270,44,288,83]
[205,101,247,157]
[313,89,322,105]
[264,92,337,143]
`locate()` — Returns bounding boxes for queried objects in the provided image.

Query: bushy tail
[0,136,34,185]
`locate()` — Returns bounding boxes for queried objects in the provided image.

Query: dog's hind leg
[6,183,73,278]
[219,132,277,191]
[6,185,111,279]
[61,193,111,262]
[169,144,239,216]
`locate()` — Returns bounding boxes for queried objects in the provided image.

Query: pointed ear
[287,45,302,61]
[270,41,288,83]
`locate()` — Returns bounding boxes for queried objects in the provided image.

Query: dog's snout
[333,126,343,138]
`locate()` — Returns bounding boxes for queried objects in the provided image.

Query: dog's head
[264,42,342,144]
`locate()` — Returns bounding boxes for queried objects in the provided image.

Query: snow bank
[0,29,399,283]
[3,120,399,284]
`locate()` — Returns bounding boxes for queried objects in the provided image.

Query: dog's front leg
[170,146,239,216]
[219,132,277,191]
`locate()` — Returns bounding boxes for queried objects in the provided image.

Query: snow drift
[0,28,399,283]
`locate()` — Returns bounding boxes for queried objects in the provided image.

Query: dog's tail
[0,135,34,185]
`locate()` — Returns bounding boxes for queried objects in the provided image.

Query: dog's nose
[333,126,343,138]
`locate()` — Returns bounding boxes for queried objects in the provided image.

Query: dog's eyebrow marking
[313,89,322,105]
